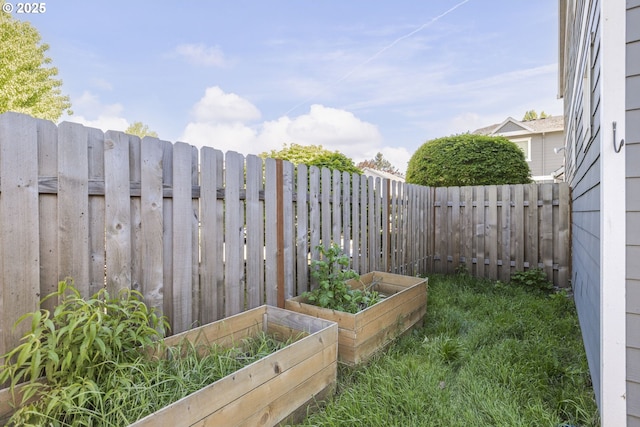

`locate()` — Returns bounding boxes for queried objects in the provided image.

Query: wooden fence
[0,113,570,357]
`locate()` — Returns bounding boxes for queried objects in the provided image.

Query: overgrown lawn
[295,273,599,426]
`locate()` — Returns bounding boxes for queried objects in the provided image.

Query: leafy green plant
[0,279,167,426]
[510,268,554,293]
[303,243,380,313]
[1,281,298,426]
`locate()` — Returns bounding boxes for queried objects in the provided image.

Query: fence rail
[0,113,570,357]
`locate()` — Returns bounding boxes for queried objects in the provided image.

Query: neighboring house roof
[473,115,564,135]
[361,167,405,183]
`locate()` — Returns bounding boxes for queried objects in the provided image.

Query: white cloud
[63,91,129,131]
[182,122,259,154]
[192,86,261,123]
[174,43,227,67]
[181,87,385,160]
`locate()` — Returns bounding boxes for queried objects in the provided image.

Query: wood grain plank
[500,184,511,282]
[475,186,485,278]
[321,167,331,248]
[540,183,554,279]
[359,175,368,273]
[57,122,90,295]
[332,169,342,246]
[283,160,295,300]
[350,173,360,272]
[200,147,223,322]
[264,158,278,305]
[296,164,309,294]
[0,113,41,357]
[486,185,498,280]
[513,184,525,272]
[36,119,59,312]
[161,140,175,328]
[140,136,164,316]
[528,183,539,269]
[342,172,351,264]
[224,151,244,316]
[171,141,194,332]
[86,127,106,297]
[104,130,132,295]
[556,183,570,287]
[245,154,263,308]
[128,135,143,295]
[449,186,461,274]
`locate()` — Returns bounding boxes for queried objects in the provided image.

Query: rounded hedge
[405,134,532,187]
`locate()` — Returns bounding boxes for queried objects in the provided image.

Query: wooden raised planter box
[0,305,338,427]
[285,271,428,366]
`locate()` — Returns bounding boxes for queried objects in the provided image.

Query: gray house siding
[564,0,603,410]
[528,131,565,177]
[627,1,640,424]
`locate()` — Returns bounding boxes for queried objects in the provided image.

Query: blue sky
[19,0,561,173]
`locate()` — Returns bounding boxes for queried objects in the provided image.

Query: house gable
[491,117,534,135]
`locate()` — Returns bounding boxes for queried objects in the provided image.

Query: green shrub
[405,134,532,187]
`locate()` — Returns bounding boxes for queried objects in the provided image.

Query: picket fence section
[0,113,570,357]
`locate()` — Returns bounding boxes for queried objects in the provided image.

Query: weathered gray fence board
[129,135,143,297]
[296,164,309,294]
[264,158,278,305]
[140,137,164,316]
[309,166,321,287]
[199,147,223,323]
[104,131,132,295]
[332,169,341,246]
[87,128,106,298]
[38,119,59,312]
[0,113,41,358]
[350,173,360,272]
[224,151,243,317]
[283,160,295,301]
[58,122,90,295]
[245,154,263,310]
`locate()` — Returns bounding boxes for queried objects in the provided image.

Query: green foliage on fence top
[405,134,532,187]
[260,143,363,175]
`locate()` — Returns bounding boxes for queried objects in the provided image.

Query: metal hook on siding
[613,121,625,153]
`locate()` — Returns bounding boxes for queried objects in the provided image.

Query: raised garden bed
[286,271,428,366]
[0,305,338,427]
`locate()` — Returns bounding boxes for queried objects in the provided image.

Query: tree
[405,134,531,187]
[522,110,538,121]
[125,121,158,138]
[0,3,71,121]
[357,152,403,177]
[260,143,362,174]
[522,110,549,121]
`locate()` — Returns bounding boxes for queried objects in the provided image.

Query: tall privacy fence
[0,113,570,356]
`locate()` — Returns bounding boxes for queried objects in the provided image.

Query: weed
[510,268,554,293]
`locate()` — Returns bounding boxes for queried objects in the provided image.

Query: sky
[17,0,562,174]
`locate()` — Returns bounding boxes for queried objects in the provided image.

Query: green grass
[295,273,599,427]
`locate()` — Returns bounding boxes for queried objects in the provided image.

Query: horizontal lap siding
[628,1,640,423]
[564,0,603,411]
